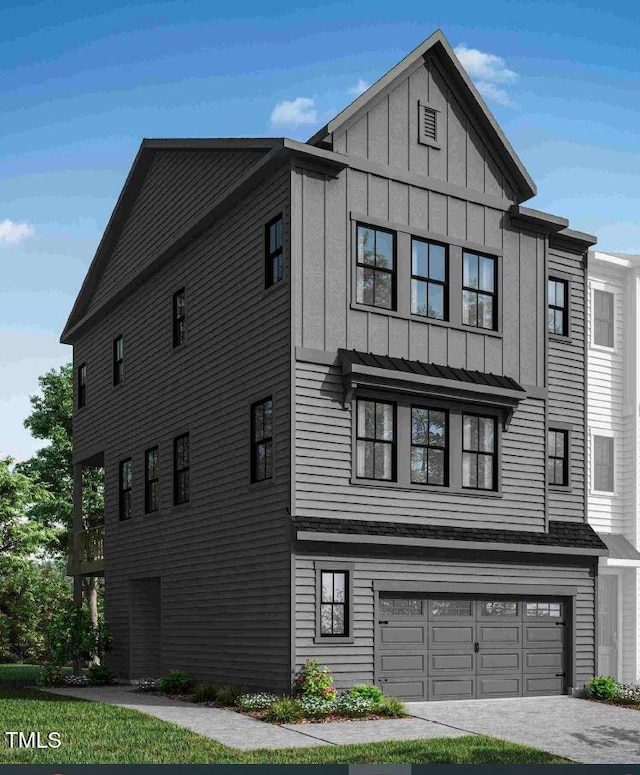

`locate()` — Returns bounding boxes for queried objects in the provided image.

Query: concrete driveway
[407,696,640,764]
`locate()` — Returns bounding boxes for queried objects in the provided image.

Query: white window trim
[590,285,617,352]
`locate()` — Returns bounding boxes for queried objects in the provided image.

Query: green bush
[236,692,278,711]
[378,696,408,718]
[215,684,244,706]
[36,662,65,687]
[336,693,379,717]
[293,659,336,702]
[263,696,303,723]
[191,682,220,703]
[299,696,337,718]
[343,684,384,703]
[585,675,619,701]
[86,663,116,686]
[156,670,194,695]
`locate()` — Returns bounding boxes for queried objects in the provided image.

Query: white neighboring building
[587,251,640,684]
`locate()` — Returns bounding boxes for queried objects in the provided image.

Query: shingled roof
[294,517,607,555]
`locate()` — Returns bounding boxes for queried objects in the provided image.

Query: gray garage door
[376,594,566,701]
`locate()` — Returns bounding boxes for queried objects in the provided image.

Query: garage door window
[481,601,518,616]
[431,600,472,617]
[525,601,561,618]
[380,598,423,616]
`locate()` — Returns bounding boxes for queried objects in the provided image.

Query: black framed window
[173,433,190,505]
[462,251,496,329]
[548,429,568,486]
[173,288,186,347]
[594,290,614,347]
[78,363,87,409]
[356,399,395,481]
[548,278,568,336]
[119,458,132,521]
[145,447,160,513]
[462,414,496,490]
[356,224,395,310]
[113,335,124,386]
[411,238,447,320]
[320,570,348,636]
[410,407,447,485]
[593,435,614,492]
[251,398,273,482]
[265,215,284,288]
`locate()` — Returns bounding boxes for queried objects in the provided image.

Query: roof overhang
[598,533,640,567]
[339,349,526,429]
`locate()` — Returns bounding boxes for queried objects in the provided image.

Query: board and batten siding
[291,166,546,388]
[547,246,587,523]
[332,54,516,201]
[294,360,546,531]
[88,148,268,313]
[294,551,595,688]
[73,163,292,689]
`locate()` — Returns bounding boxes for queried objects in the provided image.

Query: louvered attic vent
[418,102,441,148]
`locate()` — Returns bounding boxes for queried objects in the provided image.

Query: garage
[376,594,567,701]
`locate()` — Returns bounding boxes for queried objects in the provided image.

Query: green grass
[0,664,47,686]
[0,687,571,765]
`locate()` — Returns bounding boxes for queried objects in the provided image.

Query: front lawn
[0,687,571,764]
[0,664,56,687]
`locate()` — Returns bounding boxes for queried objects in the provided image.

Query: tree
[17,364,103,629]
[0,457,48,558]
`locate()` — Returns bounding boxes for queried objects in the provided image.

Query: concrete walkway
[40,686,640,762]
[408,696,640,764]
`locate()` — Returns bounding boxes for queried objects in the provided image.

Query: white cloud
[0,219,36,245]
[348,78,370,97]
[454,44,518,107]
[270,97,318,128]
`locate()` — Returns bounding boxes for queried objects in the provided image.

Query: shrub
[215,684,244,706]
[299,696,337,718]
[336,693,379,717]
[378,696,408,718]
[63,674,91,687]
[132,677,158,693]
[45,606,111,667]
[37,662,65,687]
[342,684,384,703]
[191,682,220,703]
[585,675,619,701]
[616,683,640,705]
[293,659,336,702]
[156,670,194,695]
[263,696,303,723]
[86,663,116,686]
[236,692,278,711]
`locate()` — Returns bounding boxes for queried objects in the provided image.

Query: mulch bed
[583,698,640,711]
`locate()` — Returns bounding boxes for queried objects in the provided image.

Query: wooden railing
[67,525,105,575]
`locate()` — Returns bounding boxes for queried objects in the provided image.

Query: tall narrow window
[593,435,614,492]
[356,400,395,481]
[119,458,132,520]
[411,407,447,485]
[113,335,124,386]
[320,570,348,636]
[356,225,395,310]
[548,429,568,486]
[265,215,284,287]
[174,433,190,504]
[462,252,496,329]
[594,290,614,347]
[173,288,186,347]
[462,414,496,490]
[251,398,273,482]
[411,239,447,320]
[145,447,160,513]
[548,278,568,336]
[78,363,87,409]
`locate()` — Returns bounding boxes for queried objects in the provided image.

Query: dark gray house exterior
[62,30,605,700]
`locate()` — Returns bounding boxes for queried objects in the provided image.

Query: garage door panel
[524,650,564,672]
[524,624,564,647]
[477,650,521,672]
[380,653,425,673]
[380,678,427,700]
[429,677,475,700]
[430,625,474,645]
[477,675,522,698]
[380,625,427,645]
[524,675,564,695]
[478,624,521,645]
[429,652,474,673]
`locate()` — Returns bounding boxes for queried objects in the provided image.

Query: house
[61,30,606,701]
[587,250,640,684]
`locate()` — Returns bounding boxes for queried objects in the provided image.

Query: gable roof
[308,29,536,203]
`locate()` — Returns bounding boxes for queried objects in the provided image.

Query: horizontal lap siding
[295,361,545,530]
[295,551,595,687]
[90,149,267,312]
[548,248,586,523]
[74,164,291,690]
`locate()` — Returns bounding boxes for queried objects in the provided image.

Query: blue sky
[2,0,640,460]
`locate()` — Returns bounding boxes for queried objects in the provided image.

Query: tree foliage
[0,457,48,557]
